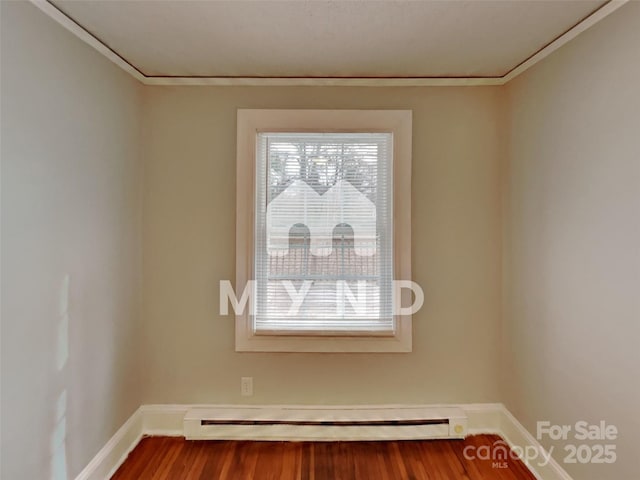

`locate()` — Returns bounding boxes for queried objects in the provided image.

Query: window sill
[235,317,412,353]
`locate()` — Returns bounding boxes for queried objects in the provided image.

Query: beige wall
[1,2,143,479]
[503,3,640,479]
[141,86,504,405]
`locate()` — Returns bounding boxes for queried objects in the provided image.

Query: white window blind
[254,132,394,334]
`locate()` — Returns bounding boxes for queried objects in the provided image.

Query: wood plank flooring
[112,434,537,479]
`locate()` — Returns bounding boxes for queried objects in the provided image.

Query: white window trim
[235,109,412,352]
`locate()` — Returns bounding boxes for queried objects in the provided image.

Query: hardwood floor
[112,434,537,479]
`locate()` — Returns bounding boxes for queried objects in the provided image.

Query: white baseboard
[140,404,189,437]
[75,403,573,480]
[74,407,144,480]
[459,403,505,435]
[498,405,573,480]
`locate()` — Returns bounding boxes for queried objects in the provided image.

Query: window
[235,110,412,352]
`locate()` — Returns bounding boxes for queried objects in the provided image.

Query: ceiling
[50,0,609,79]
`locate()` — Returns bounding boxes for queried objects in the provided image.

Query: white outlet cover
[241,377,253,396]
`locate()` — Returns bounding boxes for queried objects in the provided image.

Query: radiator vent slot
[200,418,449,427]
[185,407,467,441]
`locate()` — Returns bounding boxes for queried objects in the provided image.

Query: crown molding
[143,76,504,87]
[501,0,628,84]
[30,0,628,87]
[29,0,147,83]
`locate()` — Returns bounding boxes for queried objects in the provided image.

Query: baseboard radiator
[184,406,468,441]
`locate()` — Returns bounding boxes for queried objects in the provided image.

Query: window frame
[236,109,412,353]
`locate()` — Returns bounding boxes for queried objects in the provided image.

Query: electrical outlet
[240,377,253,396]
